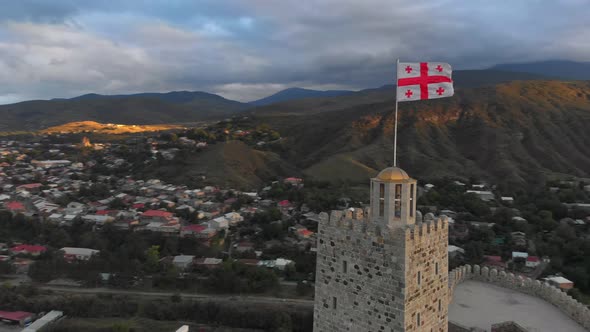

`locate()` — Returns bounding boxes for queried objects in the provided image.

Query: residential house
[5,201,25,214]
[526,256,541,268]
[483,255,506,269]
[172,255,195,271]
[10,244,47,256]
[501,196,514,204]
[284,177,303,187]
[61,247,100,261]
[545,276,574,290]
[0,310,34,327]
[224,212,244,225]
[465,190,495,202]
[448,245,465,259]
[181,224,216,239]
[512,251,529,261]
[209,217,229,230]
[140,210,174,223]
[234,242,255,253]
[194,257,223,269]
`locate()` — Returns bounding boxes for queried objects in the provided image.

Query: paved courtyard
[449,280,586,332]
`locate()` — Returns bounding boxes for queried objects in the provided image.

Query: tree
[144,245,160,273]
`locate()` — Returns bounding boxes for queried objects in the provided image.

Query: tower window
[410,184,415,217]
[379,183,385,217]
[416,312,421,326]
[438,299,442,312]
[394,184,402,217]
[417,271,421,286]
[435,262,439,275]
[342,260,348,273]
[333,297,337,309]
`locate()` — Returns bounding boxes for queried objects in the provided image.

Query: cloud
[0,0,589,103]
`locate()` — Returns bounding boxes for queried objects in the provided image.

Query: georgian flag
[396,62,453,102]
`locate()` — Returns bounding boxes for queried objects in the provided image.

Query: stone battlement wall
[318,208,449,244]
[448,265,590,330]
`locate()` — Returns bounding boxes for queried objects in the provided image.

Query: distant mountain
[249,87,354,106]
[249,69,551,117]
[491,60,590,80]
[1,92,248,131]
[68,90,247,112]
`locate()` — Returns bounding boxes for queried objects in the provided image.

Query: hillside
[40,121,182,134]
[254,80,590,190]
[249,87,353,106]
[140,140,299,189]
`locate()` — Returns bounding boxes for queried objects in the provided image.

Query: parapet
[448,264,590,330]
[319,208,448,242]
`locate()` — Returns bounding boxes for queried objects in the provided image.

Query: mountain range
[491,60,590,80]
[2,60,590,188]
[0,62,573,131]
[248,87,354,106]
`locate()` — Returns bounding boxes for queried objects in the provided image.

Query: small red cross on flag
[396,62,453,102]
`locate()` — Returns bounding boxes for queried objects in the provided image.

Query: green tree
[144,245,160,273]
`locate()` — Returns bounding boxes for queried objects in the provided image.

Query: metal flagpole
[393,58,399,167]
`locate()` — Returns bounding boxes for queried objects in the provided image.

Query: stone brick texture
[313,208,449,332]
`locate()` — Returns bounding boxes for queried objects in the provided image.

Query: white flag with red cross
[396,62,453,102]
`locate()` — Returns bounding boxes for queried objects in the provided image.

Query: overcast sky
[0,0,589,104]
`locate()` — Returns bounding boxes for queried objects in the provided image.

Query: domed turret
[376,167,410,182]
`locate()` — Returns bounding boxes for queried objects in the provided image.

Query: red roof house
[526,256,541,268]
[132,203,145,209]
[483,255,506,268]
[10,244,47,256]
[142,210,173,218]
[0,310,34,326]
[297,229,314,238]
[5,201,25,212]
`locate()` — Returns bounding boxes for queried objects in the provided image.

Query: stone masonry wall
[313,208,449,332]
[448,264,590,331]
[404,218,449,332]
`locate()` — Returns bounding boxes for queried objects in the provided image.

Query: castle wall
[448,265,590,330]
[313,208,449,332]
[404,219,449,332]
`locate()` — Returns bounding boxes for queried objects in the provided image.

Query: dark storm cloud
[0,0,589,103]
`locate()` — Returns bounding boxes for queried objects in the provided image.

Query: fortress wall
[448,265,590,330]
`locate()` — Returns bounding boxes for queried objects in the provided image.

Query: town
[0,122,589,331]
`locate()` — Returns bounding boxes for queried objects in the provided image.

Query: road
[39,285,314,308]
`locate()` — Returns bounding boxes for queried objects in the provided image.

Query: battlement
[319,208,449,243]
[448,265,590,330]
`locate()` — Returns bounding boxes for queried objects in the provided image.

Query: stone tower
[313,167,449,332]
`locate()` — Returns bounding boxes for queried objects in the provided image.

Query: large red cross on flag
[397,62,453,102]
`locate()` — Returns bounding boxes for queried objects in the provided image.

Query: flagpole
[393,58,399,167]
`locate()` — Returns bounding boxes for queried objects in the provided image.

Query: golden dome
[376,167,410,181]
